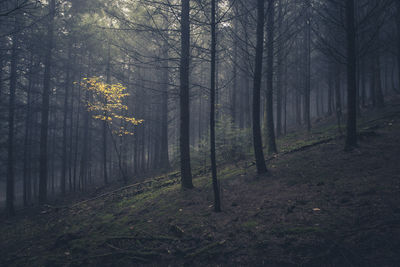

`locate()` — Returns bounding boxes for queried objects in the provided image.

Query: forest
[0,0,400,266]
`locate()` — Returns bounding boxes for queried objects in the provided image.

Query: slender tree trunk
[72,80,82,192]
[210,0,221,212]
[316,86,320,117]
[133,74,140,175]
[61,45,71,195]
[375,51,384,108]
[360,60,366,108]
[391,58,396,93]
[345,0,357,150]
[328,71,333,116]
[397,2,400,92]
[50,111,56,195]
[370,58,376,107]
[252,0,268,174]
[68,72,76,192]
[23,54,34,207]
[243,11,251,129]
[103,43,111,185]
[160,38,170,170]
[231,12,238,124]
[0,45,3,103]
[296,90,301,126]
[276,0,283,137]
[334,65,343,133]
[180,0,193,188]
[39,0,56,204]
[79,88,90,191]
[6,25,18,216]
[265,0,277,154]
[283,60,287,135]
[304,0,311,132]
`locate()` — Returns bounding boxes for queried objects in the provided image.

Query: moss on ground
[1,99,400,266]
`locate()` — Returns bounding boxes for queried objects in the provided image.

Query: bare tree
[180,0,193,189]
[252,0,268,174]
[39,0,56,203]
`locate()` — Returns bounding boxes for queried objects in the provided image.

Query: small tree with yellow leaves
[81,77,143,135]
[80,77,143,183]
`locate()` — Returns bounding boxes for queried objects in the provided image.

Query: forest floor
[1,96,400,267]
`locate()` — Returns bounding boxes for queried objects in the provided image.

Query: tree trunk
[61,44,71,195]
[79,88,90,191]
[397,2,400,92]
[360,61,366,108]
[375,51,384,108]
[370,59,376,107]
[72,78,82,192]
[328,71,333,116]
[6,24,18,216]
[265,0,277,154]
[304,0,311,132]
[252,0,268,174]
[231,10,238,124]
[68,71,76,192]
[180,0,193,189]
[103,43,111,185]
[283,60,288,135]
[210,0,221,212]
[276,1,283,137]
[345,0,357,150]
[0,44,3,104]
[39,0,56,204]
[335,65,343,133]
[160,37,170,170]
[23,54,34,207]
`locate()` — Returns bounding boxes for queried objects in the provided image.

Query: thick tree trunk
[252,0,268,174]
[345,0,357,150]
[180,0,193,189]
[39,0,56,204]
[265,0,277,154]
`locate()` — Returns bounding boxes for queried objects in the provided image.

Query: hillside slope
[1,98,400,266]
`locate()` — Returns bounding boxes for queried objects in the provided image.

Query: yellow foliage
[79,76,143,136]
